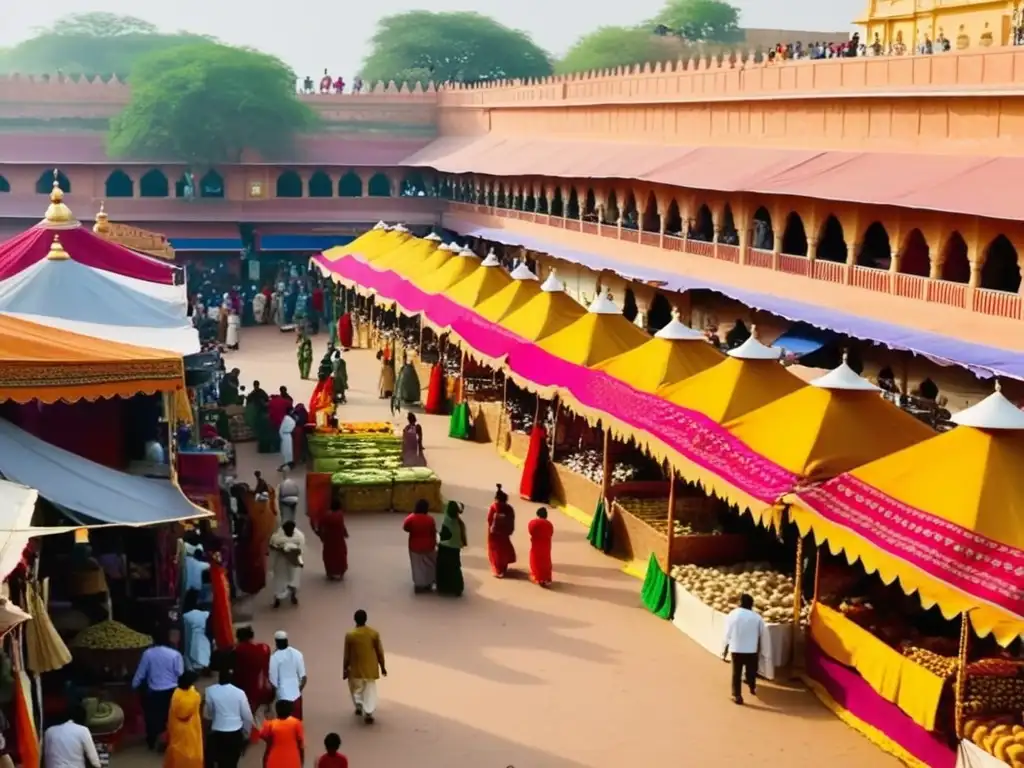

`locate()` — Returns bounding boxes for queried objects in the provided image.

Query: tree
[107,43,317,165]
[651,0,742,44]
[557,27,684,75]
[0,14,210,77]
[360,11,553,86]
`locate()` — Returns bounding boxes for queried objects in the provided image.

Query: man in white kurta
[268,520,305,607]
[278,410,296,470]
[269,630,307,718]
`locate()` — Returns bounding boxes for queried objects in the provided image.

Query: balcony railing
[445,202,1024,321]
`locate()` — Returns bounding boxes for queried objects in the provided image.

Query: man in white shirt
[269,630,307,719]
[203,667,255,768]
[43,704,101,768]
[722,593,768,705]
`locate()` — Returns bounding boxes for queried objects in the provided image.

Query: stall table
[670,580,792,680]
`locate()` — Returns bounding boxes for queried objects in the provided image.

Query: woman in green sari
[435,501,467,597]
[297,332,313,380]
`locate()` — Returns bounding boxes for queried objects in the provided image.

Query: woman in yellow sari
[164,672,202,768]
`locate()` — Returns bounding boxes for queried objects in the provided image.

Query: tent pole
[664,468,676,571]
[954,613,971,739]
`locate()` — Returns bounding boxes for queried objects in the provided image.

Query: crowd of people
[299,71,365,94]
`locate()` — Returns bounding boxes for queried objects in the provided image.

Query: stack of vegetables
[617,496,724,538]
[669,562,809,626]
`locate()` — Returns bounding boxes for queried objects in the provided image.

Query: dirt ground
[127,325,898,768]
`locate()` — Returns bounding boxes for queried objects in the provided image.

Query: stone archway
[308,171,333,198]
[276,171,303,198]
[898,229,930,277]
[367,173,391,197]
[856,222,892,269]
[140,169,169,198]
[817,215,848,263]
[338,172,363,197]
[940,232,971,283]
[781,212,808,256]
[981,234,1021,293]
[104,169,133,198]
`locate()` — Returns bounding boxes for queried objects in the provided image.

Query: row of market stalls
[315,223,1024,768]
[0,181,217,766]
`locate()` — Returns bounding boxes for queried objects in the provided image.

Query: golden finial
[47,234,70,261]
[42,169,75,226]
[995,379,1002,393]
[93,201,110,234]
[842,348,849,364]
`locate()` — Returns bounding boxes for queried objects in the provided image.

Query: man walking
[269,631,307,719]
[722,593,769,705]
[268,520,305,608]
[343,609,387,725]
[203,666,254,768]
[131,628,184,750]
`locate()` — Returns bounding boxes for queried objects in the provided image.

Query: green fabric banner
[640,553,675,620]
[448,402,471,440]
[586,498,613,553]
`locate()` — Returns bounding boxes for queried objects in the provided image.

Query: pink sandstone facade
[0,49,1022,389]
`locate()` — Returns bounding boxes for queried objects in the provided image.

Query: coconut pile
[670,561,811,625]
[560,449,642,485]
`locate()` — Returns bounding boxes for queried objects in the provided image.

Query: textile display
[424,364,446,415]
[519,424,551,503]
[640,554,674,620]
[586,499,613,554]
[810,604,944,732]
[0,419,209,525]
[448,402,471,440]
[24,579,71,674]
[8,399,125,469]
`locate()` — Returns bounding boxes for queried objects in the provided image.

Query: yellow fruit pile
[72,620,152,650]
[966,720,1024,766]
[338,422,393,435]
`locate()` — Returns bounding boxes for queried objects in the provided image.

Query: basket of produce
[669,562,809,626]
[332,470,394,512]
[71,621,153,676]
[392,469,442,513]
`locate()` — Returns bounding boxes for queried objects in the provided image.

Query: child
[317,733,349,768]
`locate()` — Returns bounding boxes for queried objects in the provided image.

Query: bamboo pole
[601,427,612,502]
[458,349,467,404]
[551,399,561,456]
[812,548,822,604]
[664,468,676,570]
[792,535,805,649]
[954,613,971,739]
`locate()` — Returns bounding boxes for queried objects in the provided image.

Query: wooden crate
[550,463,602,519]
[336,483,393,513]
[393,479,442,514]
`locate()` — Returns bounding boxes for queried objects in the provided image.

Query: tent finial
[842,348,849,365]
[43,170,75,226]
[750,323,758,339]
[93,201,110,234]
[47,234,70,261]
[996,379,1003,393]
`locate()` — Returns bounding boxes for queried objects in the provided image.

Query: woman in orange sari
[527,507,554,587]
[259,700,305,768]
[164,672,202,768]
[317,499,348,580]
[209,550,234,652]
[486,485,517,578]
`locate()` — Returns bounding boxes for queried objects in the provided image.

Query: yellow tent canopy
[658,335,805,423]
[537,293,649,368]
[788,389,1024,644]
[416,246,482,294]
[475,262,542,323]
[365,225,413,262]
[596,311,725,393]
[500,270,587,342]
[401,241,455,281]
[446,251,512,309]
[323,221,394,261]
[372,233,441,273]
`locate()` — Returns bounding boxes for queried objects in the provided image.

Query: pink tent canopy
[0,186,177,284]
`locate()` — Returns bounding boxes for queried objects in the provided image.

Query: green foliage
[651,0,742,43]
[360,11,553,85]
[107,43,317,165]
[0,14,212,77]
[557,27,683,75]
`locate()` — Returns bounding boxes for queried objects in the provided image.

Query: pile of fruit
[331,466,438,486]
[617,497,723,538]
[337,422,393,435]
[72,621,152,650]
[507,400,536,433]
[900,646,957,678]
[560,449,642,485]
[669,562,809,625]
[964,675,1024,716]
[965,719,1024,765]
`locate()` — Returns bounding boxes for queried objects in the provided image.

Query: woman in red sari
[317,499,348,580]
[233,626,271,715]
[486,485,517,578]
[528,507,554,587]
[337,313,353,349]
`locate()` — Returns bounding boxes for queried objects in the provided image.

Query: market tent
[372,233,441,273]
[445,250,511,309]
[0,235,199,355]
[401,241,456,281]
[415,246,481,294]
[0,314,184,404]
[537,293,650,368]
[475,261,541,323]
[595,312,725,393]
[0,419,210,526]
[499,270,587,342]
[0,481,43,582]
[0,184,177,285]
[658,335,805,423]
[365,224,412,262]
[725,359,933,485]
[789,388,1024,644]
[322,221,402,262]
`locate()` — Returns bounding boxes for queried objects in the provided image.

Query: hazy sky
[1,0,862,79]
